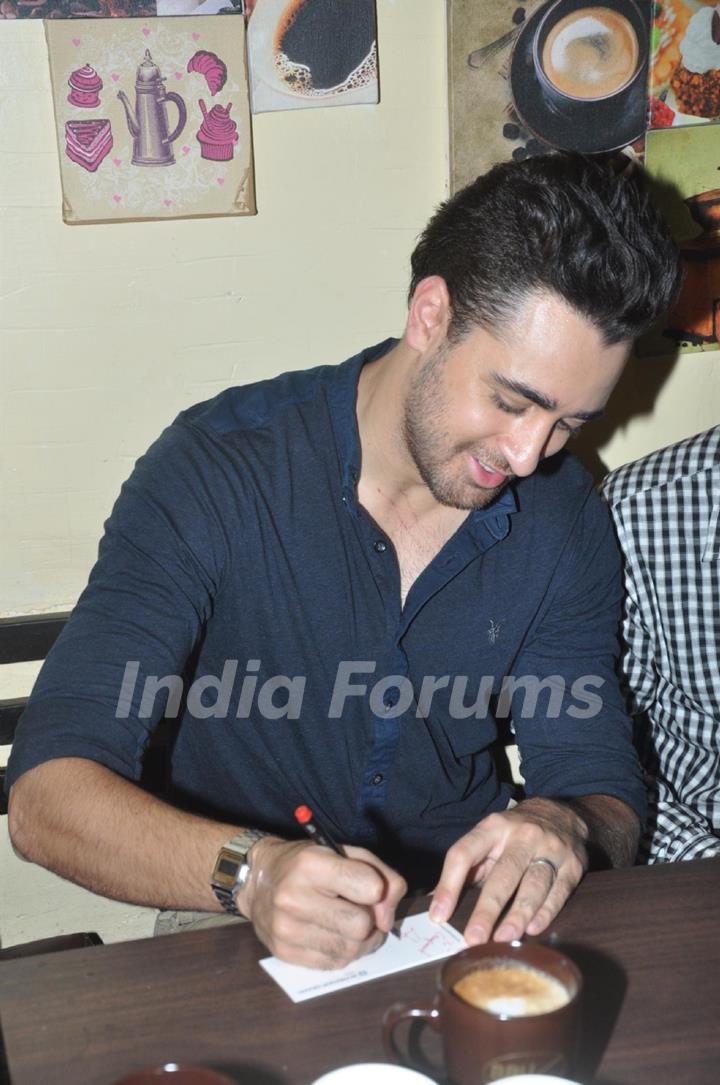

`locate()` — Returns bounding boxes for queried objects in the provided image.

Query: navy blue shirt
[7,340,646,885]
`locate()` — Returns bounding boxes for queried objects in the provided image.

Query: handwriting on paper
[260,911,467,1003]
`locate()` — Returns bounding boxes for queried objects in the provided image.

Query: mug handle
[382,999,441,1076]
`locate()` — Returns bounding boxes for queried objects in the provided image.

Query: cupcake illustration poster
[45,15,255,224]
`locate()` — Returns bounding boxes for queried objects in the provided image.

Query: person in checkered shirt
[603,426,720,862]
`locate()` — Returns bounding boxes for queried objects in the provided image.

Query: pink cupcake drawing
[196,99,238,162]
[68,64,103,109]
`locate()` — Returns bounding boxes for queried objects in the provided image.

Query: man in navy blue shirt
[8,155,681,969]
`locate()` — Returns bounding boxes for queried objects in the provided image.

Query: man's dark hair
[409,153,682,345]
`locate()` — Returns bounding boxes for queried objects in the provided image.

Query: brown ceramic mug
[383,941,582,1085]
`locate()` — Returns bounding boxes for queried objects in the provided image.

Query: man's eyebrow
[490,372,605,422]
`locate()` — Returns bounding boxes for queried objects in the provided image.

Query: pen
[294,804,401,939]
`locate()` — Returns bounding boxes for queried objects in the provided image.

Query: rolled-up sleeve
[509,487,647,823]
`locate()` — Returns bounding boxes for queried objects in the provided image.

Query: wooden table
[1,858,718,1085]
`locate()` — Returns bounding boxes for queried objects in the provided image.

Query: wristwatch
[211,829,268,916]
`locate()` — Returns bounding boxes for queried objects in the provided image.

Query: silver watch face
[217,855,241,878]
[212,831,266,897]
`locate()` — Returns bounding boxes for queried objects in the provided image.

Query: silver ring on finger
[529,856,558,882]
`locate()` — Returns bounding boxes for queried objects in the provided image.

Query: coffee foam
[453,961,571,1018]
[542,6,639,100]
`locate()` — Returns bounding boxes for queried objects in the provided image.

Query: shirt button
[384,698,396,711]
[372,773,384,786]
[374,540,387,553]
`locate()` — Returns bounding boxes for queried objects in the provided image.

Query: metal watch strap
[211,829,269,916]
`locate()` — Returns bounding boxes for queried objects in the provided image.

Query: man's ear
[405,276,452,353]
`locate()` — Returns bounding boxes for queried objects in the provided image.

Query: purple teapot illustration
[117,50,187,167]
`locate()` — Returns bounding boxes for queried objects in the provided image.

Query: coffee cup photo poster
[245,0,378,114]
[448,0,653,192]
[45,15,255,224]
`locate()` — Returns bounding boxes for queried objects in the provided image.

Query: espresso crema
[541,6,639,100]
[453,961,571,1018]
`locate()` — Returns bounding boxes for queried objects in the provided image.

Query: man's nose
[497,417,555,478]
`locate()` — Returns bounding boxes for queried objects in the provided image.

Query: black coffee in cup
[273,0,376,94]
[540,5,639,100]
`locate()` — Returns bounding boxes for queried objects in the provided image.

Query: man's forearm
[564,794,640,868]
[8,757,252,911]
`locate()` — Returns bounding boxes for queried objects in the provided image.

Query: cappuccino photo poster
[246,0,378,113]
[448,0,653,194]
[45,16,255,224]
[648,1,720,129]
[639,122,720,354]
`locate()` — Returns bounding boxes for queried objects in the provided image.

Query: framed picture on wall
[46,15,255,223]
[448,0,652,193]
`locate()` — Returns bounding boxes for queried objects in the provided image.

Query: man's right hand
[238,837,407,969]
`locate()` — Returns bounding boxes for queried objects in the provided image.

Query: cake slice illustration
[196,99,238,161]
[68,64,104,109]
[65,119,113,172]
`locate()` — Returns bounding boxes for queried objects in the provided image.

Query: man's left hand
[429,797,589,944]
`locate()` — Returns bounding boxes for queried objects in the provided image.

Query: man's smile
[467,453,511,489]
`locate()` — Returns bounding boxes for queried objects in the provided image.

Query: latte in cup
[541,6,639,100]
[453,961,571,1018]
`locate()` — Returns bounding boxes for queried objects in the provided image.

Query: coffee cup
[383,941,582,1085]
[532,0,646,112]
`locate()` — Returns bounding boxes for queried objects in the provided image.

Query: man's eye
[557,420,583,437]
[492,394,524,415]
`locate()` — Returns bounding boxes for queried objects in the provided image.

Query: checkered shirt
[602,426,720,863]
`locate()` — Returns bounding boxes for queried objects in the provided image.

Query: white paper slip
[260,911,468,1003]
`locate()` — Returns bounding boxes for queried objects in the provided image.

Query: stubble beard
[402,348,512,511]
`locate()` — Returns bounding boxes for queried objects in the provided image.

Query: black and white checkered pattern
[602,427,720,863]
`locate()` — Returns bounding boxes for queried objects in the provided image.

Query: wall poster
[247,0,378,114]
[448,0,652,193]
[45,15,255,223]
